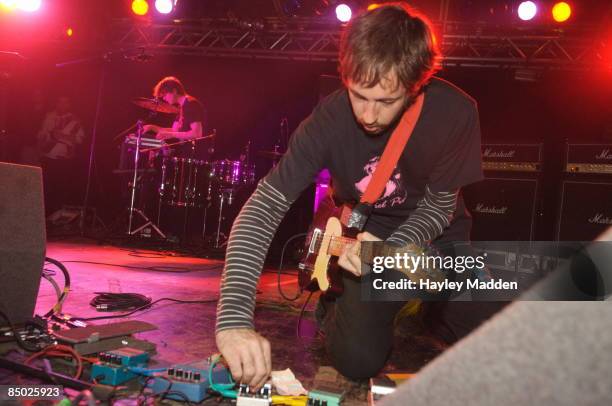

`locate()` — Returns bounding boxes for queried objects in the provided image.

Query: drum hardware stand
[156,158,167,227]
[201,181,214,239]
[127,119,166,239]
[207,140,252,246]
[215,187,235,248]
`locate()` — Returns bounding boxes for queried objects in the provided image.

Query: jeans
[322,271,505,379]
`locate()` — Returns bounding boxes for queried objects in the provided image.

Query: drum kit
[118,97,280,248]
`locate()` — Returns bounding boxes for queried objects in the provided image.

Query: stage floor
[9,238,445,404]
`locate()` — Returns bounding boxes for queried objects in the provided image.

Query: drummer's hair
[153,76,186,97]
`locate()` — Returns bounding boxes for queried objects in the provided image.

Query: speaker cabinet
[0,162,46,326]
[557,180,612,241]
[463,177,539,241]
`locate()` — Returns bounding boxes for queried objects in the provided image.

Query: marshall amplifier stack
[557,144,612,241]
[463,143,542,241]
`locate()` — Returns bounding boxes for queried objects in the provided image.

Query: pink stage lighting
[335,4,352,23]
[518,1,537,21]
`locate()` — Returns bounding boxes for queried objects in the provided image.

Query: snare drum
[209,159,256,187]
[159,157,209,207]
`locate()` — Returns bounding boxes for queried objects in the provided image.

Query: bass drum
[158,157,209,207]
[209,159,256,187]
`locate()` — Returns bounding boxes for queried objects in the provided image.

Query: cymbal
[132,97,179,114]
[257,150,284,160]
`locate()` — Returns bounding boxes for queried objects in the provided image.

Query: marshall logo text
[483,148,516,159]
[474,203,508,215]
[588,213,612,225]
[595,149,612,161]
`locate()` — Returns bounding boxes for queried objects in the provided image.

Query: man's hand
[215,328,271,390]
[155,132,171,140]
[143,124,161,134]
[338,231,382,276]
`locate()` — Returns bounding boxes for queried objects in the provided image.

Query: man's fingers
[357,231,382,241]
[347,252,362,276]
[261,338,272,376]
[239,347,257,386]
[344,242,362,276]
[340,257,360,276]
[250,341,268,389]
[215,329,272,390]
[338,253,358,275]
[337,242,362,276]
[223,351,243,383]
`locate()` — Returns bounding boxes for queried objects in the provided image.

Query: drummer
[144,76,209,242]
[144,76,210,160]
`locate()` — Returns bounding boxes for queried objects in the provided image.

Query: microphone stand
[54,47,146,236]
[78,63,106,234]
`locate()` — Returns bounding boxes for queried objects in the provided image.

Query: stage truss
[111,17,610,71]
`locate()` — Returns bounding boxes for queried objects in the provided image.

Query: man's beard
[360,97,413,136]
[362,124,385,135]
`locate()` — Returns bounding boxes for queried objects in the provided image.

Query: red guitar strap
[347,92,425,230]
[361,92,424,204]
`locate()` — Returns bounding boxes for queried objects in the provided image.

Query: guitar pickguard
[298,196,352,296]
[311,216,342,292]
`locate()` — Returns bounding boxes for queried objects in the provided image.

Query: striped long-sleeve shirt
[387,186,458,247]
[216,180,292,332]
[215,180,458,333]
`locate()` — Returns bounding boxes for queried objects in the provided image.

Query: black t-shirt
[266,77,483,242]
[170,96,208,159]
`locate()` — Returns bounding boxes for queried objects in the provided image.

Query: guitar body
[298,196,448,297]
[298,196,351,297]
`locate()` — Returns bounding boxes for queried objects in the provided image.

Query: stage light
[16,0,41,12]
[367,3,381,11]
[335,3,352,22]
[66,27,73,37]
[552,2,571,22]
[0,0,18,11]
[155,0,174,14]
[132,0,149,16]
[518,1,537,21]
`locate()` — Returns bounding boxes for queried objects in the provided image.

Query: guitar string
[310,234,424,259]
[310,234,394,258]
[310,233,424,251]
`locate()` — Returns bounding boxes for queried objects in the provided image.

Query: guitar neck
[327,236,398,263]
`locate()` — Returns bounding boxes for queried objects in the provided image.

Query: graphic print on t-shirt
[355,156,407,209]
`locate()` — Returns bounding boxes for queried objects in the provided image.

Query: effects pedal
[236,383,272,406]
[148,359,233,403]
[307,385,344,406]
[90,347,149,385]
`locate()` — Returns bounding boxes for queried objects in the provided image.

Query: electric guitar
[298,196,446,296]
